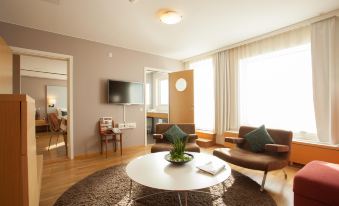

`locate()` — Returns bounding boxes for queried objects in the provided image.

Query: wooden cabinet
[0,94,42,206]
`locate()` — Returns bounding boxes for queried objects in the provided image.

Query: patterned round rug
[54,164,276,206]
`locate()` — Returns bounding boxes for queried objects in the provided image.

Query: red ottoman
[293,160,339,206]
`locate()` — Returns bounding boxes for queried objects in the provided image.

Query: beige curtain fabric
[214,51,229,144]
[214,49,240,144]
[311,17,339,145]
[213,26,310,144]
[234,26,310,59]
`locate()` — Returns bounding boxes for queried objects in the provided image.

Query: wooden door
[0,36,13,94]
[169,70,194,123]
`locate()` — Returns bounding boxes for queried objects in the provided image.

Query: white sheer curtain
[189,58,215,132]
[214,51,240,144]
[311,17,339,145]
[213,26,313,142]
[239,44,316,136]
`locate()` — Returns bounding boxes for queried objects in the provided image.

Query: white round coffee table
[126,152,231,205]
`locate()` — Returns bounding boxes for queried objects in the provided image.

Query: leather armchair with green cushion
[151,123,200,153]
[213,126,293,191]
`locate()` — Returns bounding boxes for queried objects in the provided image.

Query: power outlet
[118,122,136,129]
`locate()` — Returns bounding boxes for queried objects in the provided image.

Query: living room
[0,1,339,206]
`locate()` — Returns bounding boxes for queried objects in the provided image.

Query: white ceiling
[1,0,339,60]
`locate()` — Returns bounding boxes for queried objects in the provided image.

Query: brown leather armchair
[151,123,200,153]
[213,126,293,191]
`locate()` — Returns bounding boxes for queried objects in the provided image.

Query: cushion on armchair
[163,125,188,143]
[243,125,274,152]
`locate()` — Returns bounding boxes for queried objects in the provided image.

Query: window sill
[196,130,215,135]
[292,139,339,150]
[196,130,216,140]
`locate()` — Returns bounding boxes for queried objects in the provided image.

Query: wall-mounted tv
[107,80,144,104]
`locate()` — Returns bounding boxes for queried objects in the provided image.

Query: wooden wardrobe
[0,94,42,206]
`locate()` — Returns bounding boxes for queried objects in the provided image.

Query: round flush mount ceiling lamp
[160,11,182,25]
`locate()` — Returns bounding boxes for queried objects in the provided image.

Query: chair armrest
[187,134,198,140]
[265,144,290,152]
[153,134,164,140]
[225,137,245,144]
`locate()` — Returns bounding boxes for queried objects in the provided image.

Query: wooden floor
[37,133,298,206]
[36,132,68,162]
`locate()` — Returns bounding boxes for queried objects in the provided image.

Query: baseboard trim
[74,144,148,159]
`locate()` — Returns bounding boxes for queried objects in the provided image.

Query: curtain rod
[182,8,339,63]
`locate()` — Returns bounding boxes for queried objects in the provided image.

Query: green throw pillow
[244,125,275,152]
[163,125,188,143]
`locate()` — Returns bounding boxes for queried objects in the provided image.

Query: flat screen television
[107,80,144,104]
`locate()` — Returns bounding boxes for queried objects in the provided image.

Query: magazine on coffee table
[197,161,226,175]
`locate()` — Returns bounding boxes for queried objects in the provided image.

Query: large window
[239,44,316,138]
[190,58,215,131]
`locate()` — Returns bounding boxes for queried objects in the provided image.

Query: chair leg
[282,169,287,179]
[105,137,108,158]
[48,135,53,151]
[120,134,123,156]
[56,134,59,147]
[260,171,268,192]
[100,138,103,154]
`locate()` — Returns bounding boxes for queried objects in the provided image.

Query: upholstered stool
[293,160,339,206]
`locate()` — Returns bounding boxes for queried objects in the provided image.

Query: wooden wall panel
[0,94,39,206]
[0,100,21,206]
[0,36,13,94]
[24,99,39,206]
[290,142,339,165]
[169,70,194,123]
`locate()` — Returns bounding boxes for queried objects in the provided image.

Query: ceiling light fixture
[160,11,182,25]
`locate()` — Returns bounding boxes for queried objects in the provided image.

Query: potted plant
[165,136,193,164]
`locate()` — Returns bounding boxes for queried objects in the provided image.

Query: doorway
[144,68,170,145]
[11,47,74,160]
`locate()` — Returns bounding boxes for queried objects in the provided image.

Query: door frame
[10,46,75,159]
[143,67,171,146]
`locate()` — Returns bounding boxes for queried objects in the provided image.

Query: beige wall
[21,76,67,119]
[0,21,183,155]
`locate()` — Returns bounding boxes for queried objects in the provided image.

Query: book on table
[197,161,225,175]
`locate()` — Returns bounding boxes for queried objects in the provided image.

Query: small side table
[35,119,49,133]
[100,130,123,158]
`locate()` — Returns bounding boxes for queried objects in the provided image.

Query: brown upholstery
[213,126,292,172]
[225,137,245,144]
[265,144,290,153]
[213,126,292,191]
[48,112,61,132]
[214,147,288,171]
[151,123,200,153]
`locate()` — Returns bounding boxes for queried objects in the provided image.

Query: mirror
[175,78,187,92]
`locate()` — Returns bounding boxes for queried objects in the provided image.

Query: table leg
[133,191,174,202]
[129,179,132,197]
[189,190,223,197]
[120,133,123,156]
[184,191,188,206]
[177,193,182,206]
